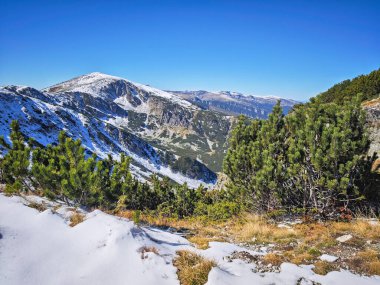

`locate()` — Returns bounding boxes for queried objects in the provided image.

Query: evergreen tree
[223,97,378,215]
[0,121,31,193]
[224,101,286,211]
[88,154,113,207]
[175,183,197,218]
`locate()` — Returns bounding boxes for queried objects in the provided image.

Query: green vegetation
[315,68,380,104]
[0,121,232,219]
[0,121,31,194]
[223,96,379,216]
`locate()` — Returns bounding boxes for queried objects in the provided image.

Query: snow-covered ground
[0,194,379,285]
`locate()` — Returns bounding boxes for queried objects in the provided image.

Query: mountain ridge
[0,72,298,187]
[168,89,298,118]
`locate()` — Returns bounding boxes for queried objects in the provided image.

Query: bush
[195,201,240,221]
[132,210,141,225]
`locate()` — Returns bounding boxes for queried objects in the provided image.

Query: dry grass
[117,209,236,244]
[330,220,380,240]
[262,253,284,266]
[372,159,380,172]
[69,212,85,227]
[117,210,204,229]
[368,261,380,275]
[27,201,47,212]
[289,252,315,265]
[139,246,159,259]
[313,260,337,275]
[118,210,380,276]
[362,97,380,107]
[234,214,296,244]
[173,250,216,285]
[188,236,224,250]
[347,249,380,275]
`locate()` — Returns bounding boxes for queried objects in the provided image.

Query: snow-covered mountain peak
[43,72,131,98]
[44,72,196,109]
[216,90,244,97]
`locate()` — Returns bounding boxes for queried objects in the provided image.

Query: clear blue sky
[0,0,379,101]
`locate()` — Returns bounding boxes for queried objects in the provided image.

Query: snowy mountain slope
[0,83,215,187]
[169,90,298,118]
[1,194,379,285]
[44,72,196,109]
[45,73,233,175]
[0,72,296,186]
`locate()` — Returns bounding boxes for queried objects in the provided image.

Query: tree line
[0,121,238,220]
[316,68,380,104]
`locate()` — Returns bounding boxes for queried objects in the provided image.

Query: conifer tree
[223,96,377,215]
[0,121,31,193]
[175,183,197,217]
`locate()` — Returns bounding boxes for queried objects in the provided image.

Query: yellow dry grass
[117,209,380,276]
[69,212,85,227]
[262,253,284,266]
[330,220,380,240]
[188,236,224,250]
[347,249,380,275]
[313,260,337,275]
[173,250,216,285]
[27,201,47,212]
[233,214,296,244]
[368,261,380,275]
[362,97,380,107]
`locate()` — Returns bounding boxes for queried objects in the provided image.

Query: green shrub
[132,210,141,225]
[206,201,240,221]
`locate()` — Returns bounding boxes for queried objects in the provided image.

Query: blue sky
[0,0,379,101]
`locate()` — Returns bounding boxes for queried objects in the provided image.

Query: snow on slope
[1,194,379,285]
[45,72,196,109]
[0,85,212,187]
[168,90,298,119]
[0,195,189,285]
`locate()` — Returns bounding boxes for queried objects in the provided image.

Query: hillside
[0,73,296,187]
[315,68,380,104]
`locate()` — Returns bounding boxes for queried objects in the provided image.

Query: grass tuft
[313,260,336,275]
[69,212,85,227]
[347,249,380,275]
[188,236,224,250]
[173,250,216,285]
[262,253,284,266]
[27,201,47,212]
[235,214,296,244]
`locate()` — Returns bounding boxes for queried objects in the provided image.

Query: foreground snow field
[0,194,379,285]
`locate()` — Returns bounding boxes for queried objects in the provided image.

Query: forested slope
[315,68,380,104]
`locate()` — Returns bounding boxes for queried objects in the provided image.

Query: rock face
[168,90,298,119]
[0,73,297,186]
[363,98,380,159]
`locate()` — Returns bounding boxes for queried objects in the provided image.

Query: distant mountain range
[0,72,297,186]
[168,90,298,118]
